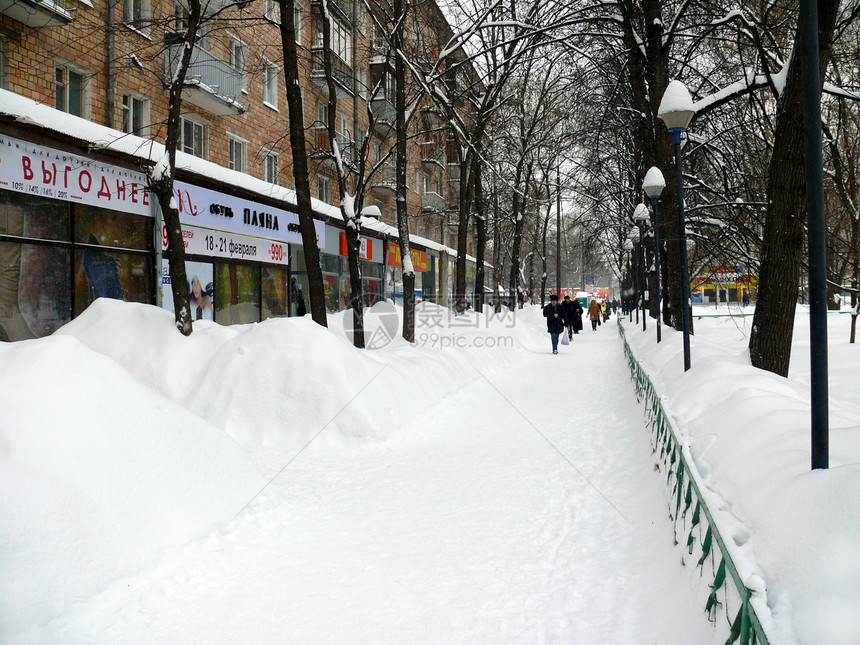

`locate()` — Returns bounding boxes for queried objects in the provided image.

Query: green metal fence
[618,320,771,645]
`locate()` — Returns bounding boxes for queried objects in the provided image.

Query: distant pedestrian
[611,298,619,314]
[588,298,601,331]
[561,294,583,339]
[742,290,750,307]
[543,294,567,354]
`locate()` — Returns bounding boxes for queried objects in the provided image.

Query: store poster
[161,259,214,321]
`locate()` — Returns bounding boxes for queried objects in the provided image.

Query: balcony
[0,0,72,27]
[420,141,445,169]
[422,191,445,213]
[371,163,396,195]
[310,128,357,170]
[447,163,460,184]
[370,97,395,136]
[310,50,355,99]
[420,105,445,125]
[165,44,245,115]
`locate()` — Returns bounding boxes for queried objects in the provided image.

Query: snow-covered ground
[1,299,858,643]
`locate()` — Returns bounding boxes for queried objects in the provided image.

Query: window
[424,221,430,239]
[317,175,332,203]
[264,152,279,184]
[228,136,247,173]
[316,101,329,127]
[121,94,149,136]
[181,117,207,158]
[294,2,303,44]
[331,18,352,65]
[174,2,209,47]
[315,16,351,65]
[358,66,367,100]
[423,172,431,193]
[229,36,247,92]
[413,167,420,193]
[123,0,149,31]
[56,65,84,117]
[263,59,278,108]
[263,0,279,22]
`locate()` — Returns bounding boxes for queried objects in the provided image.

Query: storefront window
[0,242,71,341]
[214,262,260,324]
[423,256,436,303]
[74,247,153,315]
[74,204,152,251]
[262,265,288,319]
[323,274,338,312]
[0,191,69,241]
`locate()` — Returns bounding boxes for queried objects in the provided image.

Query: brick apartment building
[0,0,484,341]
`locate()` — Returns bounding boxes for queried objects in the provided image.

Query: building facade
[0,0,484,341]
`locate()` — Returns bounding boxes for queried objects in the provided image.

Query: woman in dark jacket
[561,295,584,338]
[543,295,567,354]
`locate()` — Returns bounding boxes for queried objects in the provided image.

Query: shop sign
[388,243,428,272]
[0,134,151,216]
[339,232,371,260]
[173,180,324,247]
[162,223,290,265]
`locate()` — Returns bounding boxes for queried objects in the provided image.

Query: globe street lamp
[633,203,649,332]
[658,80,696,372]
[623,238,633,316]
[643,167,666,343]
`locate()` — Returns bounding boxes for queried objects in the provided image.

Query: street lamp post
[799,0,829,470]
[623,239,633,316]
[643,167,666,343]
[658,80,696,372]
[633,203,649,332]
[629,232,640,325]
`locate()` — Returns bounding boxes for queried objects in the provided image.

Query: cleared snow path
[41,321,714,644]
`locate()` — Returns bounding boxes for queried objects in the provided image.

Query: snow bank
[0,332,266,636]
[622,308,860,645]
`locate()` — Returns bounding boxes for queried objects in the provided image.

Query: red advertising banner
[339,232,371,260]
[388,243,428,272]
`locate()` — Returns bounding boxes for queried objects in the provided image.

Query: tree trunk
[750,0,840,375]
[319,0,363,347]
[279,0,327,327]
[474,166,486,311]
[492,182,502,312]
[151,2,208,336]
[394,0,414,341]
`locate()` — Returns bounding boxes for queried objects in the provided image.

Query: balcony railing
[165,44,245,115]
[0,0,72,27]
[447,163,461,184]
[422,191,445,213]
[420,141,445,169]
[370,97,395,135]
[310,50,355,99]
[310,129,357,170]
[371,163,396,195]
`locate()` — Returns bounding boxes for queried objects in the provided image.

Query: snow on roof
[0,88,492,268]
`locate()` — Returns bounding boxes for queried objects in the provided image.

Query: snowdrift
[0,332,266,635]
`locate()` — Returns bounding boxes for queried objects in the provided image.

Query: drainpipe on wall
[106,0,116,129]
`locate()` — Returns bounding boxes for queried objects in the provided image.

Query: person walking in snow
[543,294,567,354]
[561,294,583,339]
[588,298,601,331]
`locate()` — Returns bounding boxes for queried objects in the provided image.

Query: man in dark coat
[561,294,584,339]
[543,294,567,354]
